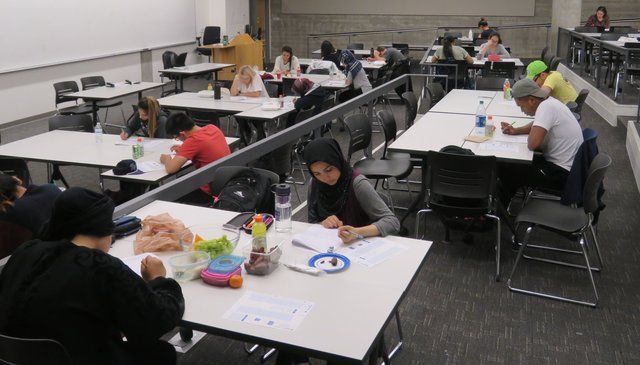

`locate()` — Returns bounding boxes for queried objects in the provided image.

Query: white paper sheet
[135,161,166,173]
[342,237,408,267]
[322,80,347,87]
[229,96,265,104]
[223,291,314,331]
[492,130,529,144]
[115,139,165,149]
[478,142,519,152]
[292,225,345,253]
[120,253,159,277]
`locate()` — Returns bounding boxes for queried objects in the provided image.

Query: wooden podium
[202,34,263,80]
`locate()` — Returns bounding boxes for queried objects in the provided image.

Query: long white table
[159,63,235,94]
[0,130,238,185]
[110,201,432,364]
[429,89,497,115]
[67,82,164,122]
[298,58,386,70]
[485,92,532,119]
[422,56,524,68]
[311,48,371,56]
[158,93,262,114]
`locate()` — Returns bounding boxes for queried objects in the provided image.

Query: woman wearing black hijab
[303,138,399,243]
[0,187,184,365]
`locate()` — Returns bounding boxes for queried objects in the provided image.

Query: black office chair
[392,43,409,56]
[80,76,125,131]
[415,151,501,281]
[548,56,562,71]
[264,82,279,98]
[508,153,612,307]
[161,51,179,97]
[47,115,94,187]
[567,89,590,121]
[196,26,221,60]
[476,77,515,91]
[609,26,636,33]
[574,26,598,33]
[436,59,469,90]
[288,107,317,187]
[344,113,413,212]
[482,61,516,79]
[400,91,424,130]
[462,46,476,57]
[425,82,446,108]
[474,38,488,46]
[0,333,72,365]
[540,46,549,62]
[308,68,330,75]
[444,32,462,39]
[282,78,296,96]
[0,158,31,185]
[187,108,221,128]
[53,81,94,116]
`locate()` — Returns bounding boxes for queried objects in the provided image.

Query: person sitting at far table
[273,45,301,76]
[431,35,474,64]
[498,79,583,204]
[368,46,412,96]
[230,65,268,98]
[585,6,609,28]
[161,113,230,206]
[526,60,578,104]
[120,96,169,140]
[477,31,511,58]
[477,18,494,39]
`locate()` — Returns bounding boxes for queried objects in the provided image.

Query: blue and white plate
[308,253,350,273]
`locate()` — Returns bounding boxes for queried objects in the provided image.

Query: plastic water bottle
[279,94,284,109]
[274,184,292,232]
[137,137,144,157]
[475,100,487,136]
[94,123,103,143]
[469,29,474,40]
[251,214,267,251]
[503,78,512,100]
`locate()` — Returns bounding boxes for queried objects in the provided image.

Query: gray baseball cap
[511,79,548,99]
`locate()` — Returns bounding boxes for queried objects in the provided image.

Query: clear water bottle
[468,29,474,40]
[94,123,103,143]
[274,184,292,232]
[475,100,487,136]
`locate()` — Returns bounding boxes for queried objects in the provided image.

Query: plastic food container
[243,243,283,276]
[201,255,244,286]
[180,225,240,258]
[168,251,210,282]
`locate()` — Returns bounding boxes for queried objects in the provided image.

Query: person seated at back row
[477,18,494,39]
[526,60,578,104]
[161,113,230,206]
[230,65,269,98]
[431,35,474,64]
[585,6,609,28]
[120,96,169,140]
[337,50,372,102]
[478,31,510,58]
[320,40,341,68]
[273,46,301,76]
[0,187,185,365]
[0,173,61,259]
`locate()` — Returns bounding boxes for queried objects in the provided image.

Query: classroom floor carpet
[1,76,639,365]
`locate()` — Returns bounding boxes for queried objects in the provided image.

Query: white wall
[196,0,249,39]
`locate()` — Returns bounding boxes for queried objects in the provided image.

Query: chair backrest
[582,153,611,215]
[282,78,296,96]
[542,52,555,68]
[574,89,590,114]
[48,115,94,132]
[549,56,561,71]
[609,26,635,33]
[80,76,105,90]
[482,61,516,78]
[427,150,497,201]
[540,46,549,61]
[308,68,330,75]
[343,113,372,162]
[444,32,462,39]
[0,158,31,185]
[400,91,418,129]
[392,43,409,55]
[474,38,488,46]
[476,77,514,91]
[462,46,476,57]
[347,43,364,50]
[426,82,446,106]
[162,51,178,70]
[600,32,625,41]
[53,81,80,106]
[187,108,220,128]
[574,26,598,33]
[264,82,279,98]
[294,106,316,124]
[203,26,221,45]
[209,166,279,200]
[436,60,468,89]
[377,110,399,157]
[0,333,72,365]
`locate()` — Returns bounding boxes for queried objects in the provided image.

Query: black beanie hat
[44,187,115,240]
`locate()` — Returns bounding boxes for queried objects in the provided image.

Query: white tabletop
[233,97,296,120]
[66,82,164,101]
[109,201,431,363]
[158,93,260,113]
[267,73,331,84]
[311,48,371,56]
[298,58,386,70]
[430,45,481,52]
[429,89,497,115]
[423,56,524,67]
[462,117,534,162]
[158,63,235,75]
[485,93,533,119]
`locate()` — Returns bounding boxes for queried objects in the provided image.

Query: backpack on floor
[213,169,274,214]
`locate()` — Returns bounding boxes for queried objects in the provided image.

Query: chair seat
[95,100,123,108]
[387,151,411,160]
[354,158,412,180]
[197,47,212,56]
[515,199,589,233]
[58,104,94,115]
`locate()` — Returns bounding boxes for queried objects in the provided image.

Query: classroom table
[485,92,533,119]
[429,89,497,115]
[109,200,432,364]
[265,73,350,91]
[66,82,164,123]
[311,48,371,57]
[298,58,386,71]
[158,92,262,114]
[158,63,235,94]
[422,56,524,68]
[0,130,238,185]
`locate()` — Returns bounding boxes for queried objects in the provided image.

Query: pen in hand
[347,230,364,239]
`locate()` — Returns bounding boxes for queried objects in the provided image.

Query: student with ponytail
[120,96,169,139]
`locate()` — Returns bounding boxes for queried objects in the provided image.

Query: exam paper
[478,142,519,152]
[492,129,529,144]
[291,225,345,253]
[343,237,408,268]
[135,161,165,173]
[322,80,347,87]
[223,291,314,331]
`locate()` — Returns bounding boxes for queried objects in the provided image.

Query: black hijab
[42,187,115,240]
[303,138,353,218]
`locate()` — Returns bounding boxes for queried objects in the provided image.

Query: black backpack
[213,169,274,214]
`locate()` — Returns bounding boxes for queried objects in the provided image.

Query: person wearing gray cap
[499,79,583,202]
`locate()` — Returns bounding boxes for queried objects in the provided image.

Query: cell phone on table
[224,212,254,230]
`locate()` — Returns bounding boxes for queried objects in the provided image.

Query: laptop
[174,53,187,68]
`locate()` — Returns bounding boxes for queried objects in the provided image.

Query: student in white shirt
[230,65,268,98]
[273,46,300,76]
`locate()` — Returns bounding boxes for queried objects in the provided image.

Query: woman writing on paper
[273,46,300,76]
[585,6,609,28]
[477,31,511,58]
[338,50,372,102]
[230,65,269,98]
[120,96,169,139]
[304,138,400,243]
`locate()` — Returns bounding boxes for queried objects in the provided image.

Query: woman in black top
[321,40,341,68]
[0,187,185,365]
[120,96,169,139]
[0,173,60,259]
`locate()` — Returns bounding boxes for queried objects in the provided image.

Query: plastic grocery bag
[133,213,191,254]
